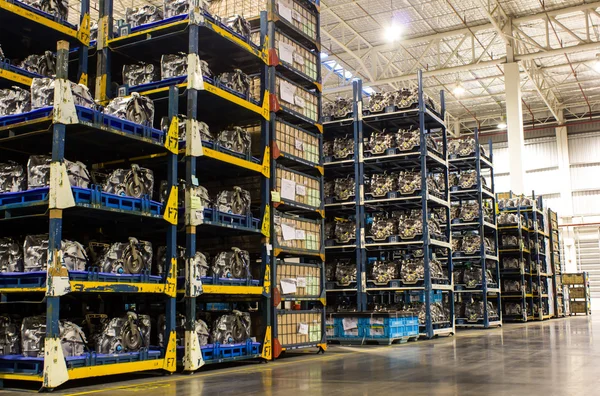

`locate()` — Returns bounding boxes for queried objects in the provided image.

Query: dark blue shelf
[0,270,163,289]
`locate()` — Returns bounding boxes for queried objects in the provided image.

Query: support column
[555,121,573,217]
[504,62,526,194]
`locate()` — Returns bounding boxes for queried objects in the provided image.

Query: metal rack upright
[548,209,566,317]
[323,72,454,339]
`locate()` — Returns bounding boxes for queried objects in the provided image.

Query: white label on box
[296,277,307,288]
[292,9,301,21]
[326,328,334,336]
[296,184,306,196]
[280,80,296,104]
[281,223,296,240]
[370,327,384,336]
[370,317,384,326]
[295,95,306,108]
[298,322,309,335]
[342,317,358,331]
[278,0,293,22]
[293,52,305,65]
[295,229,306,240]
[278,41,295,64]
[295,138,304,151]
[281,178,296,201]
[345,328,359,336]
[280,278,297,294]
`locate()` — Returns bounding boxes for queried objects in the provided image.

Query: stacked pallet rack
[449,130,501,328]
[498,192,550,321]
[0,32,179,392]
[563,272,591,315]
[324,72,454,340]
[96,1,274,369]
[0,0,91,88]
[548,209,566,317]
[259,0,327,358]
[323,80,364,313]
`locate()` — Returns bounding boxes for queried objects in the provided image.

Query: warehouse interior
[0,0,598,394]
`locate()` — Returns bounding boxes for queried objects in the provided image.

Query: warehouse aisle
[2,317,596,395]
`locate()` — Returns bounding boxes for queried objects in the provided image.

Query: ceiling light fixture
[497,122,507,129]
[384,24,403,42]
[594,54,600,72]
[452,82,465,96]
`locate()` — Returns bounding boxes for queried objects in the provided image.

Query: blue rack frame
[449,130,502,329]
[323,72,454,339]
[548,209,566,317]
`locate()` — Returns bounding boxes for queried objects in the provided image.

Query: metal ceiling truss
[322,1,600,130]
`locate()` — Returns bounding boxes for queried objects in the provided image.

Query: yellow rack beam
[0,68,33,86]
[0,0,78,37]
[202,285,263,295]
[107,20,188,44]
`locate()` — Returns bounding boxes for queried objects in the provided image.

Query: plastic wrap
[0,86,31,116]
[103,92,155,127]
[212,247,250,279]
[215,186,251,215]
[211,310,251,344]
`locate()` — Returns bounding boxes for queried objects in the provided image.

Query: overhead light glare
[452,82,465,96]
[594,53,600,72]
[385,24,403,42]
[497,122,507,129]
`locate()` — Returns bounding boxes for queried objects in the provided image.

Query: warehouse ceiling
[320,0,600,132]
[69,0,600,133]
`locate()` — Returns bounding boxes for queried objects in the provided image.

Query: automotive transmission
[323,97,352,119]
[223,15,251,38]
[332,136,354,159]
[216,126,252,155]
[334,259,356,285]
[103,164,154,199]
[366,172,395,197]
[0,315,21,355]
[158,313,209,347]
[217,70,251,96]
[369,213,396,240]
[98,238,153,275]
[21,0,68,20]
[0,86,31,116]
[0,237,23,273]
[125,5,163,27]
[103,93,155,127]
[21,315,86,357]
[122,62,158,86]
[370,260,398,284]
[19,51,56,77]
[332,177,355,201]
[27,155,90,189]
[211,311,251,344]
[164,0,189,18]
[215,186,251,215]
[94,312,151,354]
[366,130,395,154]
[212,248,250,279]
[31,78,96,110]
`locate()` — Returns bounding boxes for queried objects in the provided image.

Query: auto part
[0,86,31,116]
[460,234,481,255]
[334,259,356,285]
[216,126,251,155]
[155,245,207,277]
[501,234,519,247]
[396,171,421,195]
[94,312,151,354]
[122,62,158,86]
[212,248,250,279]
[458,202,479,222]
[397,210,422,240]
[400,258,424,283]
[211,311,251,344]
[325,262,335,282]
[395,129,420,152]
[366,130,395,154]
[366,172,395,197]
[332,177,355,201]
[21,0,68,19]
[223,15,251,38]
[334,219,356,243]
[323,141,334,158]
[505,302,522,316]
[99,238,153,275]
[497,212,521,225]
[158,313,209,347]
[163,0,189,18]
[217,70,250,96]
[160,116,214,143]
[463,267,493,287]
[21,316,86,357]
[31,77,96,110]
[23,234,49,272]
[103,164,154,199]
[62,240,87,271]
[369,214,396,240]
[457,170,478,189]
[0,237,23,273]
[332,136,354,159]
[502,257,523,270]
[503,280,522,292]
[19,51,56,77]
[370,260,398,284]
[103,92,155,127]
[27,155,90,190]
[126,5,163,27]
[215,186,251,215]
[323,97,352,119]
[0,161,26,193]
[0,315,21,355]
[366,92,389,113]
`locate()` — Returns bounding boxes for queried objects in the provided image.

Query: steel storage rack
[497,192,551,321]
[0,41,179,391]
[324,72,454,340]
[449,131,501,329]
[563,272,591,315]
[95,1,274,369]
[0,0,91,89]
[255,0,327,359]
[548,209,566,317]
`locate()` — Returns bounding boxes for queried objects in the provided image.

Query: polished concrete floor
[1,316,597,395]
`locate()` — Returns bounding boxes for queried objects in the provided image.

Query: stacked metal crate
[564,272,591,315]
[548,209,566,317]
[323,73,454,340]
[449,131,502,328]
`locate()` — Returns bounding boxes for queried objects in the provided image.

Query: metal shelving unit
[0,0,91,88]
[450,131,501,328]
[0,41,178,390]
[548,209,566,317]
[261,0,327,358]
[98,2,275,368]
[498,192,550,321]
[564,272,591,316]
[324,72,454,339]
